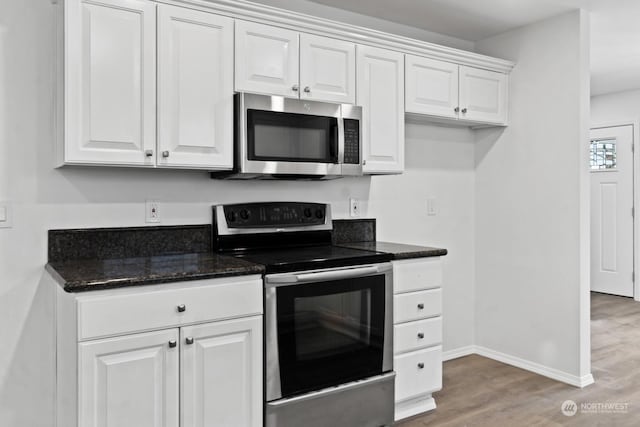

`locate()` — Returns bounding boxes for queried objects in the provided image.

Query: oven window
[276,275,386,398]
[294,289,371,361]
[247,109,338,163]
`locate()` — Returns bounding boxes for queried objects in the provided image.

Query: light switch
[0,203,11,228]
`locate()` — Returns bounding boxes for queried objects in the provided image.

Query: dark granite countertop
[336,241,447,260]
[47,252,265,293]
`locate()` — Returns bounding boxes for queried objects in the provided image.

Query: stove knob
[304,208,312,218]
[315,209,324,219]
[226,211,237,223]
[240,209,250,220]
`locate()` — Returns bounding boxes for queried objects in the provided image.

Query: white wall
[591,89,640,125]
[369,122,476,353]
[0,1,476,425]
[242,0,475,51]
[473,10,592,384]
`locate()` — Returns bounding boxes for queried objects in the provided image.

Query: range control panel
[222,202,327,228]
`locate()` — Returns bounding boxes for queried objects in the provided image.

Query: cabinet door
[235,20,299,98]
[78,329,179,427]
[300,34,355,104]
[157,5,234,170]
[64,0,156,166]
[181,316,262,427]
[357,46,405,174]
[405,55,459,119]
[459,66,508,124]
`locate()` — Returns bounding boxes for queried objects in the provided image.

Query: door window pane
[590,138,617,170]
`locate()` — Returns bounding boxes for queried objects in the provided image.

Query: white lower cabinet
[393,258,443,421]
[79,329,180,427]
[181,317,262,427]
[56,275,263,427]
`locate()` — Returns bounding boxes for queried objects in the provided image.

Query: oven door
[237,93,343,176]
[264,263,393,402]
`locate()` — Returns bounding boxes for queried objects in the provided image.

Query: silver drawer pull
[145,149,153,157]
[461,108,468,114]
[417,363,425,369]
[162,150,170,158]
[168,340,177,348]
[417,332,424,339]
[185,337,194,345]
[177,304,186,313]
[417,303,424,310]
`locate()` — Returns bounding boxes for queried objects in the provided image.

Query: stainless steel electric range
[213,202,395,427]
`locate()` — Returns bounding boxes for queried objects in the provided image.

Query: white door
[590,125,634,297]
[458,66,507,124]
[78,329,179,427]
[157,5,234,170]
[64,0,156,166]
[357,45,405,174]
[299,34,356,104]
[181,316,262,427]
[405,55,459,119]
[235,20,299,98]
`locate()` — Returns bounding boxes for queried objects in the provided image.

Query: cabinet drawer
[77,276,262,340]
[394,317,442,354]
[393,258,442,294]
[394,289,441,324]
[394,346,442,402]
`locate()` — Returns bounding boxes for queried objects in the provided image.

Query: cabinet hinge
[633,143,635,153]
[633,271,635,283]
[633,207,635,218]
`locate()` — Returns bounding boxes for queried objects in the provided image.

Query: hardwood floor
[396,292,640,426]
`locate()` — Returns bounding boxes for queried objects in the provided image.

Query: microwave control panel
[223,202,327,228]
[343,119,360,165]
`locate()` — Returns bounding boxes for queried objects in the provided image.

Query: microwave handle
[266,264,392,287]
[337,117,345,164]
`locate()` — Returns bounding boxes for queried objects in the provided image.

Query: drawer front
[393,258,442,294]
[394,289,442,324]
[394,317,442,354]
[394,346,442,402]
[77,276,262,340]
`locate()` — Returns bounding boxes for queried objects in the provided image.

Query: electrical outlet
[427,198,436,216]
[350,198,360,218]
[146,199,160,223]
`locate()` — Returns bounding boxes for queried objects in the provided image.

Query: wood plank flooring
[396,292,640,426]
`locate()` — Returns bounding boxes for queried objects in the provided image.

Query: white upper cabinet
[299,34,356,104]
[64,0,156,166]
[405,55,459,119]
[405,55,508,125]
[157,5,234,170]
[459,65,508,124]
[357,45,405,174]
[235,20,300,98]
[235,21,356,103]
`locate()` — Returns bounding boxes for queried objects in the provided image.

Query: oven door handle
[266,264,391,286]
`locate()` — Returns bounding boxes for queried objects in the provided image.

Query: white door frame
[591,119,640,301]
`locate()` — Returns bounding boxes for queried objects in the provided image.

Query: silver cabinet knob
[162,151,170,158]
[177,304,186,313]
[292,84,299,92]
[418,363,425,369]
[185,337,194,345]
[417,332,425,339]
[303,86,311,93]
[145,149,153,157]
[417,303,424,310]
[168,340,177,348]
[454,106,460,113]
[363,160,367,166]
[461,108,468,114]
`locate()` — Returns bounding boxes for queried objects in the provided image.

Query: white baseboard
[442,345,476,361]
[474,345,595,388]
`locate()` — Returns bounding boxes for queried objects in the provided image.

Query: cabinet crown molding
[160,0,515,73]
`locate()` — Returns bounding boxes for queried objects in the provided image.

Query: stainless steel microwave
[212,93,362,180]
